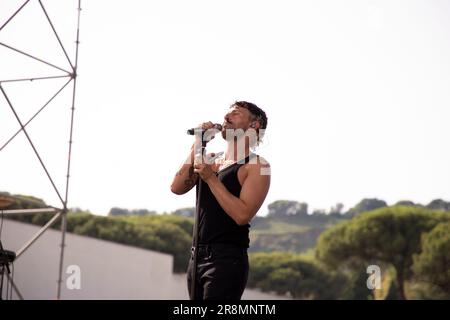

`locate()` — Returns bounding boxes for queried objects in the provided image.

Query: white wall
[1,219,287,300]
[2,219,175,299]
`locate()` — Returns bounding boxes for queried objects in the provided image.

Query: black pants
[187,243,249,300]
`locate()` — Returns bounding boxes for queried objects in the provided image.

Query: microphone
[187,123,223,135]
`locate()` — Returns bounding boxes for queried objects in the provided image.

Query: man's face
[222,106,253,130]
[221,106,254,140]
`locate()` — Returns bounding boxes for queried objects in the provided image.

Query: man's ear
[250,121,260,129]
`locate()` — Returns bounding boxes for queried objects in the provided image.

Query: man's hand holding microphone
[170,121,222,194]
[191,122,223,182]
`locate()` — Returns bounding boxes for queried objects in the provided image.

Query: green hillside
[3,191,449,299]
[249,214,350,253]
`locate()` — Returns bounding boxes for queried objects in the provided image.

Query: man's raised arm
[170,142,199,195]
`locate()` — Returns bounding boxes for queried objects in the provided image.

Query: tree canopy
[316,206,450,299]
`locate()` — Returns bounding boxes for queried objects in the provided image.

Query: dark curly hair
[231,101,268,145]
[232,101,267,129]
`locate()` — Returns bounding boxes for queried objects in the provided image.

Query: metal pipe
[0,74,71,84]
[0,0,31,32]
[38,0,74,70]
[56,210,67,300]
[15,211,61,259]
[0,84,65,207]
[0,78,72,153]
[57,0,82,300]
[0,42,71,74]
[7,273,24,300]
[1,208,59,215]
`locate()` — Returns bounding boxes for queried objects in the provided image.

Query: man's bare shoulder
[245,155,271,176]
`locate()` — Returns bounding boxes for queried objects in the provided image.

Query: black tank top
[197,153,256,248]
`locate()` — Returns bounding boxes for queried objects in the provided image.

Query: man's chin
[221,131,230,140]
[221,131,236,141]
[222,129,247,142]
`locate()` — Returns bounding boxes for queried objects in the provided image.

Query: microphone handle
[187,124,222,135]
[187,128,200,135]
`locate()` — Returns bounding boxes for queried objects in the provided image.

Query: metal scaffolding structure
[0,0,82,300]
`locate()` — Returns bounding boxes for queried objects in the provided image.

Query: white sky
[1,0,449,216]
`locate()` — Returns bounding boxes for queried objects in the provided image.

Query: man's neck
[225,138,251,162]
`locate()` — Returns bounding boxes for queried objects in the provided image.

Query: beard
[221,127,249,141]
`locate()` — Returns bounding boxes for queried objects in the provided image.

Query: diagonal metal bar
[38,0,74,70]
[1,208,59,215]
[0,42,71,74]
[0,84,65,206]
[15,211,62,259]
[0,74,71,84]
[6,273,24,300]
[0,0,31,32]
[0,77,73,152]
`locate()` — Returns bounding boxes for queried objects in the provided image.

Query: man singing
[170,101,270,300]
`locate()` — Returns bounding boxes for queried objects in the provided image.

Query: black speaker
[0,249,15,265]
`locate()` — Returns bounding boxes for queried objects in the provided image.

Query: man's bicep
[171,166,198,195]
[240,168,270,218]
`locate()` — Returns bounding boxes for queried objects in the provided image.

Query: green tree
[267,200,308,217]
[426,199,450,211]
[173,207,195,218]
[0,191,46,211]
[262,268,302,297]
[384,277,402,300]
[316,206,450,299]
[413,222,450,298]
[394,200,417,207]
[346,198,387,217]
[329,203,345,217]
[248,252,345,299]
[109,207,130,216]
[342,268,375,300]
